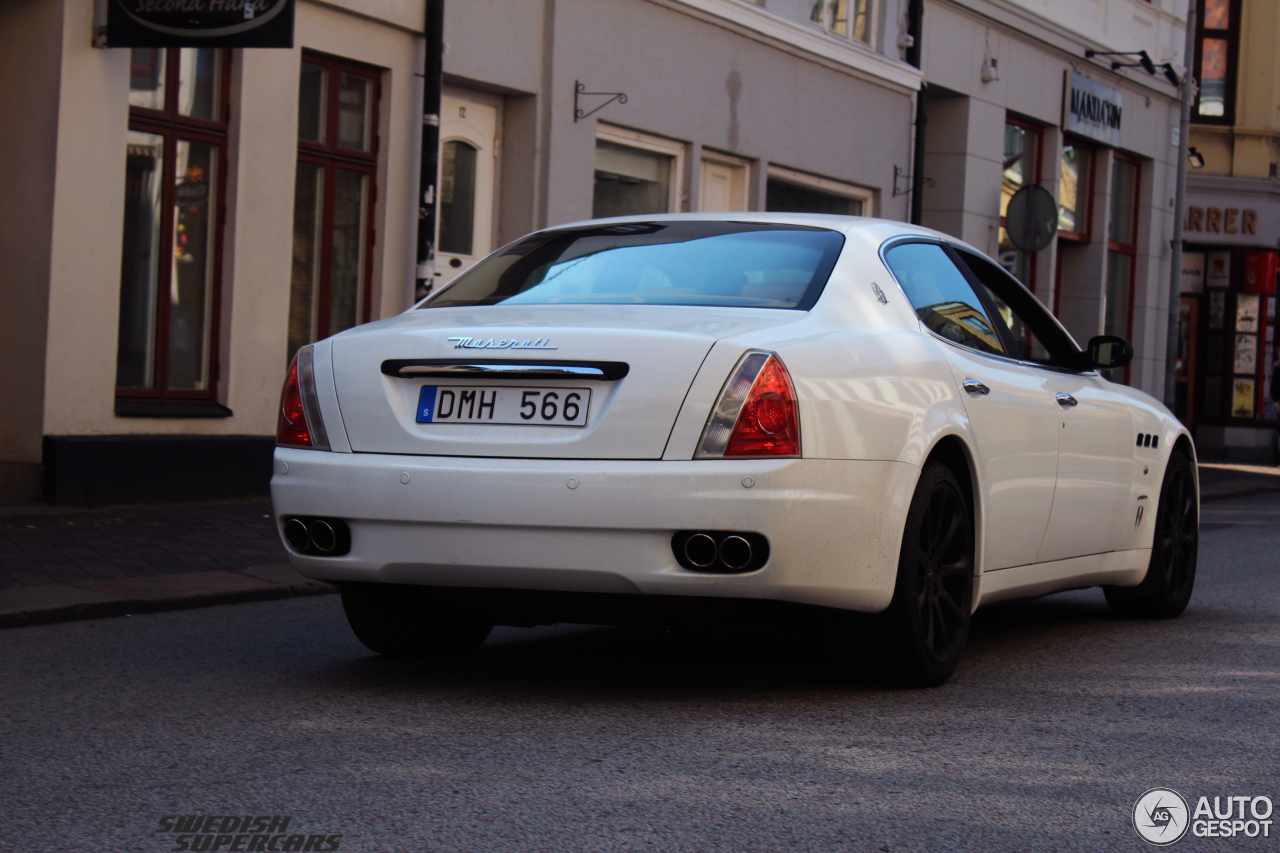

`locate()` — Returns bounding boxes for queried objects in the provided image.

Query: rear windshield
[421,221,845,311]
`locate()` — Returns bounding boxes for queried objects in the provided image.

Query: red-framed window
[1053,137,1096,317]
[1105,152,1142,382]
[116,48,232,403]
[1192,0,1240,125]
[286,52,381,363]
[1057,137,1095,243]
[999,115,1044,292]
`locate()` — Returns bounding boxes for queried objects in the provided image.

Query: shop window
[592,127,683,219]
[287,53,380,364]
[765,166,870,216]
[808,0,873,45]
[1104,154,1141,380]
[1057,140,1093,240]
[116,48,230,403]
[999,118,1042,288]
[1193,0,1239,124]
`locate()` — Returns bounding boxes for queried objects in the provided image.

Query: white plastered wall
[41,0,422,438]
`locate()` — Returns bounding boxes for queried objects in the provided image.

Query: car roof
[547,212,983,255]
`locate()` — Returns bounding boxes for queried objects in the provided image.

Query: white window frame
[767,164,874,216]
[595,124,686,213]
[699,149,751,212]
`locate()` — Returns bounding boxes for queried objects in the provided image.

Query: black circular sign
[1004,184,1058,253]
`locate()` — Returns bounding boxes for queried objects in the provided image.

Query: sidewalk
[0,498,332,629]
[1197,461,1280,502]
[1,462,1277,630]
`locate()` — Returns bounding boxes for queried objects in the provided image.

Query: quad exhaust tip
[672,531,769,574]
[281,516,351,557]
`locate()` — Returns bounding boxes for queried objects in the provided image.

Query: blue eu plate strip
[416,386,438,423]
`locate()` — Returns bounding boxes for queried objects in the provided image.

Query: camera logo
[1134,788,1191,845]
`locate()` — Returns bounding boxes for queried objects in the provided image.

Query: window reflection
[288,162,324,363]
[1109,158,1137,245]
[330,170,368,336]
[177,49,221,121]
[885,243,1006,356]
[439,141,477,255]
[1204,0,1229,29]
[808,0,870,42]
[337,73,372,151]
[117,131,165,390]
[1058,143,1091,234]
[167,140,218,391]
[128,49,165,111]
[766,179,863,215]
[1197,38,1227,118]
[593,140,671,218]
[298,64,328,143]
[999,122,1040,285]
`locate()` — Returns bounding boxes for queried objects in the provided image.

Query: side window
[883,243,1005,356]
[954,248,1076,366]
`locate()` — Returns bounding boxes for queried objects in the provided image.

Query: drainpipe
[1164,0,1196,410]
[415,0,445,301]
[906,0,926,226]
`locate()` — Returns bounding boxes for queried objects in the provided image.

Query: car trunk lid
[331,304,797,459]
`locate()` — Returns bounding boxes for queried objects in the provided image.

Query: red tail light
[277,355,312,447]
[725,355,800,457]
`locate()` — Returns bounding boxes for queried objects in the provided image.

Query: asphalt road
[2,493,1278,853]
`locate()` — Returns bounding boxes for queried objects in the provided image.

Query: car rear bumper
[270,448,919,612]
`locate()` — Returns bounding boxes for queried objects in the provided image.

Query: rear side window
[883,242,1005,356]
[421,221,844,310]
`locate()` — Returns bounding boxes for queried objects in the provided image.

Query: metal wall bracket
[574,81,628,122]
[893,164,934,198]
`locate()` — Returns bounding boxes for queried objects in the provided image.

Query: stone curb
[0,563,336,630]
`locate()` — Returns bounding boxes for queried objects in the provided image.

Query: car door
[953,248,1135,562]
[883,241,1060,572]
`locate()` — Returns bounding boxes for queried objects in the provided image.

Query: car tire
[340,584,493,659]
[830,461,974,687]
[1104,450,1198,619]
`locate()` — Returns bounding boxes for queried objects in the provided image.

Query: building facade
[1181,0,1279,461]
[0,0,923,506]
[916,0,1188,399]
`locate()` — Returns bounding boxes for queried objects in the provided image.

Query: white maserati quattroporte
[271,214,1198,686]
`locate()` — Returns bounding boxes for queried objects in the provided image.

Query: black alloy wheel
[828,461,974,687]
[910,469,974,665]
[1105,450,1198,619]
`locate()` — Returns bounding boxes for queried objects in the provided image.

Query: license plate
[416,385,591,427]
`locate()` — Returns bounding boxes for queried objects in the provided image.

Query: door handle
[1056,393,1078,408]
[962,379,990,396]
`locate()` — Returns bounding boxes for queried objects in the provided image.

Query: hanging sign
[1181,252,1205,294]
[1064,72,1123,146]
[106,0,295,48]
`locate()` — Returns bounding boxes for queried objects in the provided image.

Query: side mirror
[1085,335,1134,370]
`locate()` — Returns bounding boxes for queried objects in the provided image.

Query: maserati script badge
[447,336,558,350]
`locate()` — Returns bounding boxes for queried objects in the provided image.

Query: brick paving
[0,500,285,591]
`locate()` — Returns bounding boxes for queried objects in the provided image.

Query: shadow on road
[296,589,1158,702]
